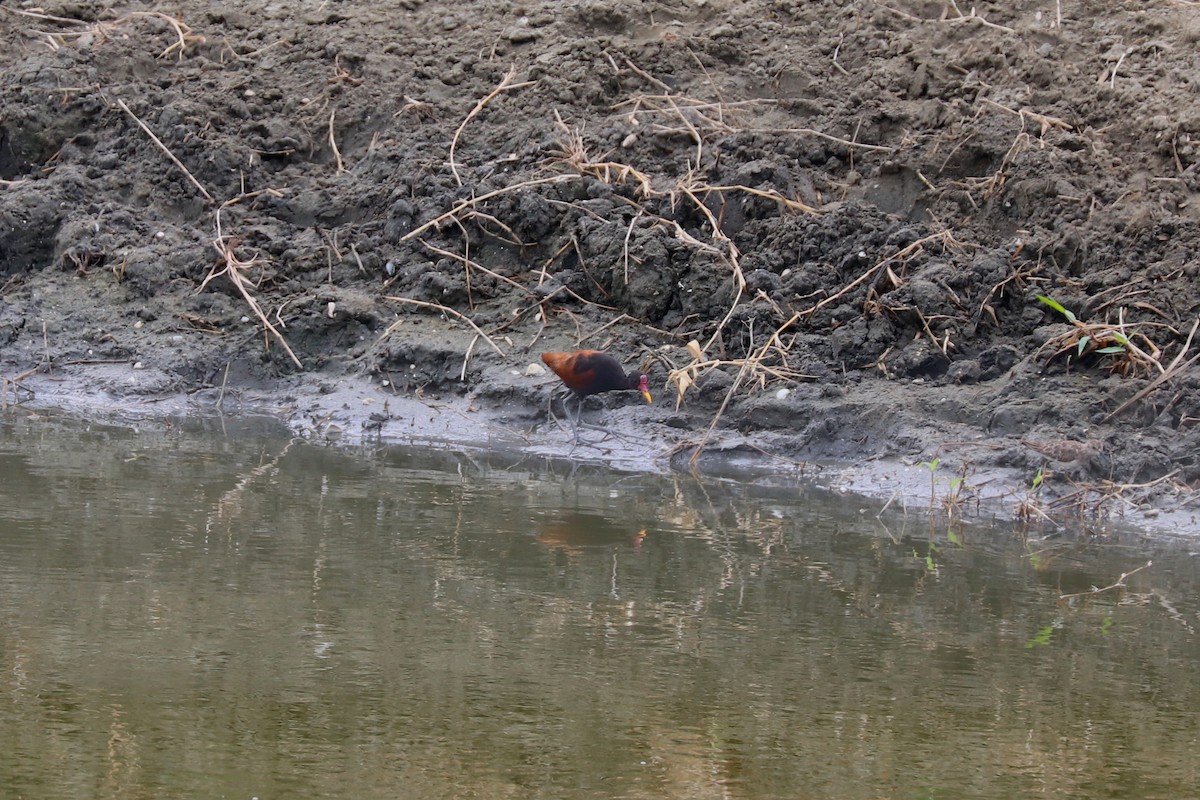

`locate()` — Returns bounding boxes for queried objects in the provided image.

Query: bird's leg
[546,390,583,443]
[571,397,638,444]
[546,391,577,440]
[546,391,562,429]
[570,393,583,444]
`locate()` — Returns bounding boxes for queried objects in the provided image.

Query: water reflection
[0,412,1198,799]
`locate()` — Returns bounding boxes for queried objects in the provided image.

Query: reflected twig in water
[877,488,906,521]
[1059,560,1153,600]
[205,438,298,541]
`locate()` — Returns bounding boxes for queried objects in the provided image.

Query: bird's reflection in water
[534,511,647,557]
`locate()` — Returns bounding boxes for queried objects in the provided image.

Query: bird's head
[636,373,652,404]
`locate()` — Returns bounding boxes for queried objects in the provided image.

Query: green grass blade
[1036,294,1076,323]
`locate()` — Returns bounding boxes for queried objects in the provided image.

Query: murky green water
[1,413,1199,799]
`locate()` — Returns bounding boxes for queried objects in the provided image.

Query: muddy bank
[2,0,1199,531]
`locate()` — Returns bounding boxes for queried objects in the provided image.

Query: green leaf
[1025,625,1055,649]
[925,553,936,571]
[1032,468,1044,490]
[1076,335,1090,356]
[947,529,962,546]
[1036,294,1076,323]
[1095,346,1126,355]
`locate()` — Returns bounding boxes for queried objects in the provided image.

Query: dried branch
[1060,561,1153,600]
[379,296,506,357]
[1103,316,1200,422]
[449,67,537,186]
[797,231,960,319]
[328,109,345,174]
[206,195,300,368]
[400,175,579,243]
[116,98,214,203]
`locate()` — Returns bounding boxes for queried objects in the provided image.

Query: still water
[1,413,1198,799]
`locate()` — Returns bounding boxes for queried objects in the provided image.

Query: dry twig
[116,98,214,203]
[980,99,1073,136]
[1103,316,1200,422]
[798,230,961,319]
[418,239,537,300]
[328,110,345,174]
[875,1,1015,33]
[449,67,537,186]
[1060,561,1152,600]
[204,193,300,368]
[379,296,506,357]
[400,175,579,243]
[8,8,204,58]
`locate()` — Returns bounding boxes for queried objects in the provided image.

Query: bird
[541,350,652,442]
[1021,437,1110,478]
[1021,438,1102,465]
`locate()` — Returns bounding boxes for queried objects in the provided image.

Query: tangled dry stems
[1035,297,1184,380]
[8,8,204,58]
[13,15,1192,479]
[205,194,301,369]
[386,58,1025,461]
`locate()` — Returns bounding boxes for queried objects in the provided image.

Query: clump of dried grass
[1035,295,1171,379]
[7,8,205,58]
[204,193,301,369]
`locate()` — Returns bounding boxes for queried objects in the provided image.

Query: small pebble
[327,301,336,318]
[775,388,791,400]
[525,363,547,377]
[133,361,144,370]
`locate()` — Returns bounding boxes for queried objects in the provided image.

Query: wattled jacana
[541,350,652,442]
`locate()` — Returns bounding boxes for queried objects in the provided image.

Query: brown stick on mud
[418,240,536,298]
[448,67,537,186]
[379,296,506,357]
[328,109,345,174]
[206,194,301,368]
[116,98,214,203]
[678,185,745,354]
[797,230,959,319]
[1102,316,1200,423]
[400,175,579,243]
[687,356,752,468]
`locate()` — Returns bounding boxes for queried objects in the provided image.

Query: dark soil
[3,0,1200,530]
